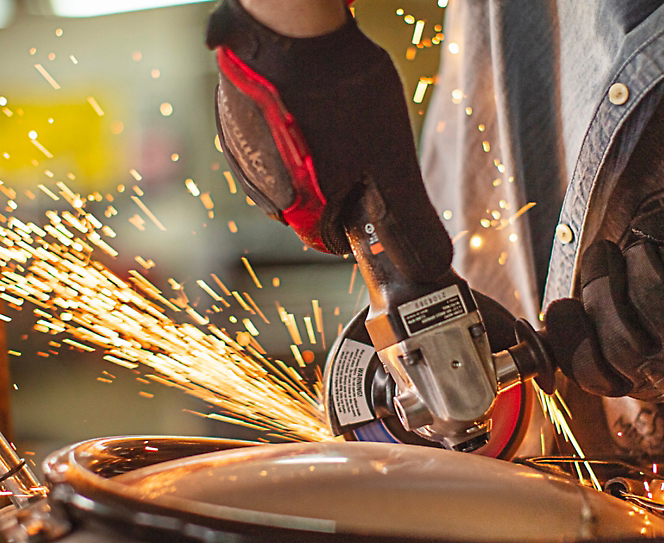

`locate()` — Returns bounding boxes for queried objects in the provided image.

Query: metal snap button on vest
[609,83,629,105]
[555,223,574,244]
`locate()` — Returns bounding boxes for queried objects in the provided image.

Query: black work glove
[545,200,664,401]
[206,0,452,283]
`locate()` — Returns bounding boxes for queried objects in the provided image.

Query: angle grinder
[321,199,556,456]
[207,2,557,456]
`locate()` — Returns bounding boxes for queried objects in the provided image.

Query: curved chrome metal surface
[88,440,663,541]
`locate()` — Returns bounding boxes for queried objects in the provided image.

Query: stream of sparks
[0,190,331,443]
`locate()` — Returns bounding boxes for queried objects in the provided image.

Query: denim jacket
[420,0,664,322]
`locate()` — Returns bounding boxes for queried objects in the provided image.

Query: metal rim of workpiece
[40,436,462,543]
[39,436,664,543]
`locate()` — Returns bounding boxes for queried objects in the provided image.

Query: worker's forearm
[239,0,347,37]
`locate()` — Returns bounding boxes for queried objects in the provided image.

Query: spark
[311,300,325,348]
[159,102,173,116]
[411,20,425,45]
[129,169,142,181]
[223,171,237,194]
[69,55,78,64]
[210,274,232,297]
[0,197,329,439]
[135,256,155,270]
[304,316,316,345]
[131,196,167,231]
[278,304,303,345]
[243,318,259,336]
[34,64,61,90]
[291,344,305,368]
[31,140,53,158]
[197,279,222,302]
[349,263,357,294]
[413,77,433,104]
[241,257,262,289]
[129,215,145,231]
[63,339,95,352]
[200,192,214,211]
[86,97,105,116]
[185,178,200,197]
[231,291,253,312]
[496,202,537,231]
[451,230,468,244]
[534,383,601,491]
[243,291,269,324]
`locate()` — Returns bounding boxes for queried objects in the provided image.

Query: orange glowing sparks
[159,102,173,116]
[241,256,262,289]
[495,202,537,231]
[86,97,105,116]
[243,291,269,324]
[231,291,253,312]
[291,344,305,368]
[34,64,61,89]
[304,316,316,345]
[222,172,236,193]
[210,274,232,297]
[131,196,166,231]
[185,178,200,197]
[200,192,214,210]
[0,198,328,438]
[411,20,425,45]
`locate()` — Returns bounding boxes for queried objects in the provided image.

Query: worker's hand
[544,197,664,401]
[206,0,453,283]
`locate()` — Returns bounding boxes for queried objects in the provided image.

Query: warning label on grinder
[331,339,375,426]
[398,285,467,336]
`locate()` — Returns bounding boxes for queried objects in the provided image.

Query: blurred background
[0,0,445,472]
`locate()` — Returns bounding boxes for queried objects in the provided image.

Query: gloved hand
[206,0,453,283]
[544,197,664,401]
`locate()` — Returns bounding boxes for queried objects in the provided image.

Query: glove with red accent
[544,195,664,402]
[206,0,453,283]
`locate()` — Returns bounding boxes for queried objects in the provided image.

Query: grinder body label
[398,285,468,336]
[332,339,375,426]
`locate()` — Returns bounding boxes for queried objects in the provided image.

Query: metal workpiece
[377,308,498,451]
